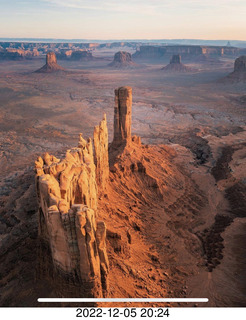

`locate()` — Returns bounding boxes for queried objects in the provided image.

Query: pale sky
[0,0,246,40]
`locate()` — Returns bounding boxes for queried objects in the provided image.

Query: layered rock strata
[35,118,109,297]
[35,52,64,73]
[112,86,132,148]
[133,45,241,60]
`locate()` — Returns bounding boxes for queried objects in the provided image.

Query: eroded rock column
[112,86,132,148]
[93,114,109,194]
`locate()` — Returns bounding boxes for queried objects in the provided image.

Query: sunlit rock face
[93,114,109,195]
[35,117,109,298]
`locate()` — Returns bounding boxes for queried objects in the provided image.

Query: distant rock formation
[162,54,196,73]
[108,51,139,69]
[224,55,246,82]
[0,48,39,60]
[35,52,64,73]
[133,45,242,60]
[111,86,132,148]
[70,50,93,61]
[35,116,109,298]
[234,55,246,72]
[56,49,73,60]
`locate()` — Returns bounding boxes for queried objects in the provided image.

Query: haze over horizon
[0,0,246,40]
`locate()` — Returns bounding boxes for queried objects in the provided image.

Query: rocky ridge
[35,116,110,298]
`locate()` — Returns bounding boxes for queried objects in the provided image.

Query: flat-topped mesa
[93,114,109,195]
[112,86,132,148]
[35,52,64,73]
[35,118,109,298]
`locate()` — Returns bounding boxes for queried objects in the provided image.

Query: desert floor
[0,50,245,306]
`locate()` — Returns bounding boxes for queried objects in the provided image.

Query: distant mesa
[190,54,223,65]
[162,54,196,73]
[0,48,39,60]
[133,45,243,60]
[35,52,64,73]
[56,49,73,60]
[70,50,93,61]
[108,51,139,69]
[224,55,246,82]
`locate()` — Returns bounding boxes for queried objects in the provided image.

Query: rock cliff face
[170,54,181,64]
[35,52,64,73]
[162,54,195,73]
[108,51,139,69]
[133,45,241,60]
[56,49,73,60]
[93,114,109,195]
[224,55,246,82]
[35,117,109,297]
[71,50,93,61]
[111,86,132,148]
[0,48,39,60]
[234,55,246,72]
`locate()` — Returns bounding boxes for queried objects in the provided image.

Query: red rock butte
[162,54,196,73]
[35,52,64,73]
[108,51,139,69]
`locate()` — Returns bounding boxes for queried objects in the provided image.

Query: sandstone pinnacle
[112,86,132,148]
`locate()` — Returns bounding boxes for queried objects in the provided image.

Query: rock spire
[112,86,132,148]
